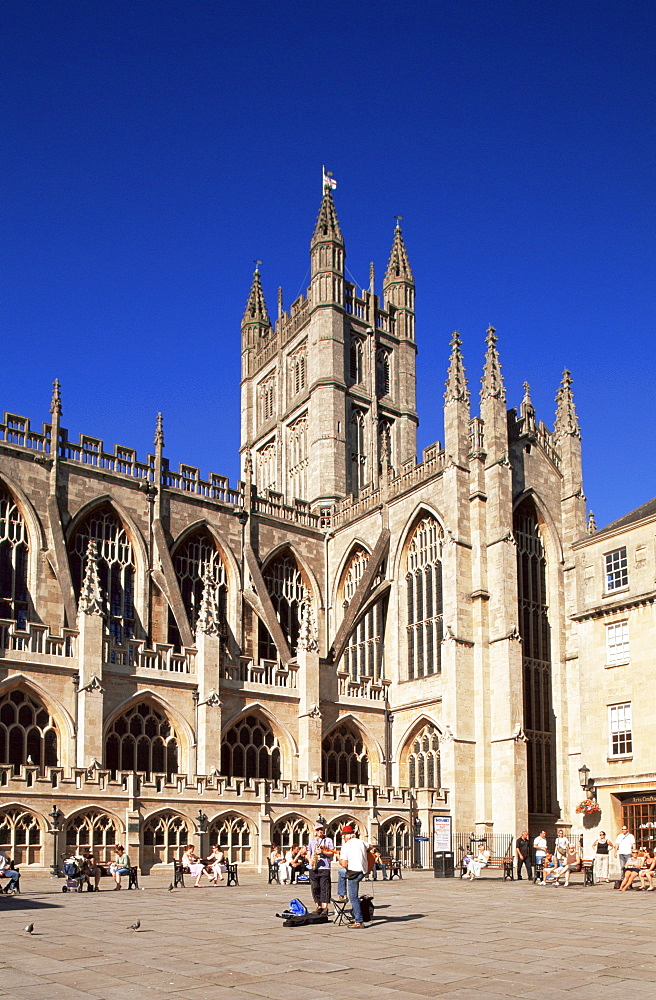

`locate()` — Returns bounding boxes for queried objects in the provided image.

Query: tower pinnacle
[384,219,413,285]
[312,187,343,245]
[444,332,469,404]
[480,326,506,401]
[242,265,270,326]
[554,369,581,440]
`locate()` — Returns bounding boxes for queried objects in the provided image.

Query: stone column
[76,541,106,768]
[296,591,322,783]
[195,568,223,776]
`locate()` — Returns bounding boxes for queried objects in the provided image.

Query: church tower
[240,182,418,510]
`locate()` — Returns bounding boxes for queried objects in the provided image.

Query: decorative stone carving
[79,675,104,694]
[297,589,318,653]
[438,725,454,745]
[200,690,221,708]
[78,541,104,617]
[196,565,221,637]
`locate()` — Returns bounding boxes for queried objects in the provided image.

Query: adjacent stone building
[0,184,632,874]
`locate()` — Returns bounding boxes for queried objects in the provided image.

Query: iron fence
[454,832,514,863]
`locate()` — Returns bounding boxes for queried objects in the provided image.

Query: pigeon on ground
[127,920,140,932]
[23,923,34,935]
[168,883,174,891]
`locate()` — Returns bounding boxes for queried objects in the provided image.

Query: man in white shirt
[338,825,368,928]
[615,825,636,871]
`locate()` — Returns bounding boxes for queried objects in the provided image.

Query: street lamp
[49,805,63,878]
[578,764,591,790]
[196,809,208,833]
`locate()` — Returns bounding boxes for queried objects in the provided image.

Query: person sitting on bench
[109,844,132,890]
[0,850,19,893]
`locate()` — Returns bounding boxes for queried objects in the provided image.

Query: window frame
[605,620,629,667]
[608,702,632,758]
[604,547,628,593]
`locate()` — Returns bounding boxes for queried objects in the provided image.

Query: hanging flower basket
[575,800,601,814]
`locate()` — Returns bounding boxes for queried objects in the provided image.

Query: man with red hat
[337,824,369,928]
[306,821,335,915]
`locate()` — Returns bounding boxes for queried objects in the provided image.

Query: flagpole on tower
[322,166,337,192]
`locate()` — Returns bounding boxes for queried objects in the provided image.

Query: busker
[338,824,369,929]
[306,821,335,915]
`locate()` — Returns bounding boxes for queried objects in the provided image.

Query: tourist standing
[306,821,334,915]
[615,825,636,872]
[338,824,369,928]
[515,831,532,881]
[591,832,614,882]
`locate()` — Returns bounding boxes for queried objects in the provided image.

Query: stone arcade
[0,185,597,873]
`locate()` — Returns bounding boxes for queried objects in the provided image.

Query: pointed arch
[334,542,388,681]
[0,673,75,770]
[322,715,379,786]
[394,713,443,764]
[323,713,384,764]
[395,506,445,680]
[168,522,235,644]
[259,542,322,609]
[0,475,40,628]
[398,719,442,789]
[326,814,363,848]
[256,545,318,661]
[207,810,254,863]
[64,807,123,863]
[66,494,148,576]
[0,803,44,865]
[220,704,292,781]
[171,520,242,592]
[103,690,194,777]
[332,538,373,610]
[141,808,189,868]
[391,501,446,580]
[513,488,565,566]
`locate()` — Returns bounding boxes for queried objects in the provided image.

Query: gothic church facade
[0,187,589,872]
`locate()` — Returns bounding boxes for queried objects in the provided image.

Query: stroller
[61,854,87,893]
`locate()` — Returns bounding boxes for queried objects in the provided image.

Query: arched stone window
[143,811,188,866]
[380,818,411,864]
[341,547,386,681]
[65,810,118,863]
[105,702,178,779]
[0,689,58,774]
[259,551,306,660]
[208,813,251,863]
[0,807,42,865]
[221,713,281,781]
[257,439,277,493]
[271,815,310,851]
[405,724,441,789]
[0,487,29,628]
[376,348,390,397]
[350,409,367,492]
[287,414,308,502]
[350,338,363,384]
[514,498,555,818]
[289,348,306,397]
[170,530,227,644]
[322,723,368,786]
[69,505,135,645]
[326,817,360,849]
[406,515,443,678]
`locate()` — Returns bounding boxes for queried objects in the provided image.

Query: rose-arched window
[0,488,29,628]
[69,505,135,644]
[406,515,443,678]
[143,811,188,866]
[259,551,306,660]
[326,817,360,849]
[0,688,58,773]
[65,810,117,863]
[322,723,368,785]
[405,724,441,788]
[0,807,42,865]
[208,813,251,863]
[221,714,281,781]
[105,702,178,779]
[170,530,227,645]
[341,547,386,681]
[272,815,310,851]
[380,818,411,863]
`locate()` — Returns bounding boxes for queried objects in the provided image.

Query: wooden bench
[534,858,594,886]
[381,856,403,879]
[97,864,139,889]
[460,854,513,879]
[173,859,238,887]
[0,863,20,894]
[267,859,280,884]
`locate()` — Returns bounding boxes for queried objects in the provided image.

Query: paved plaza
[1,869,655,1000]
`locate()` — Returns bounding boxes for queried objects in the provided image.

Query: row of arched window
[0,481,445,679]
[0,805,412,867]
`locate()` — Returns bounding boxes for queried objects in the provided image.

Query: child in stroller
[61,852,87,892]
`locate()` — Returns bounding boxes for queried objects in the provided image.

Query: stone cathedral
[0,186,590,873]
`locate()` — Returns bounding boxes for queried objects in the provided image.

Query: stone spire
[50,378,62,417]
[554,369,581,440]
[154,412,164,449]
[481,326,506,401]
[520,381,536,436]
[384,219,413,284]
[587,510,597,534]
[297,589,318,653]
[195,565,221,637]
[444,331,469,404]
[242,264,270,326]
[312,187,343,245]
[78,540,104,617]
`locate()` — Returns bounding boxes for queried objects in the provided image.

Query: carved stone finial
[78,540,104,617]
[380,426,390,471]
[444,330,470,405]
[50,379,62,417]
[554,369,581,440]
[297,589,318,653]
[196,565,221,637]
[277,285,283,319]
[154,412,164,449]
[244,449,253,482]
[312,185,343,244]
[520,381,536,434]
[481,326,506,401]
[587,510,597,534]
[384,219,413,285]
[242,266,271,326]
[369,261,375,289]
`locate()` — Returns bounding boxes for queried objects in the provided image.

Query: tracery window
[289,349,306,397]
[350,338,363,384]
[258,551,305,659]
[257,440,277,493]
[65,811,117,863]
[380,818,411,864]
[350,409,367,492]
[0,688,58,774]
[287,415,308,502]
[208,813,251,863]
[0,807,42,866]
[272,815,310,851]
[221,713,281,781]
[514,498,555,817]
[322,723,369,785]
[170,530,227,642]
[259,374,276,423]
[143,811,188,866]
[342,547,386,681]
[406,516,443,678]
[69,505,135,645]
[376,348,390,397]
[0,488,29,628]
[406,724,441,788]
[326,817,360,849]
[105,702,178,779]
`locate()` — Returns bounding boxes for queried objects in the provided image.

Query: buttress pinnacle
[384,220,413,285]
[554,369,581,440]
[242,265,271,326]
[444,331,469,404]
[50,379,62,417]
[480,326,506,401]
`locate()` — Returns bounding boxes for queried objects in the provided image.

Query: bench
[173,859,238,887]
[0,864,20,894]
[381,856,403,879]
[267,859,280,884]
[534,858,594,886]
[226,862,239,886]
[460,854,513,879]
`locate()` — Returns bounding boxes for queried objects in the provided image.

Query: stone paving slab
[1,870,655,1000]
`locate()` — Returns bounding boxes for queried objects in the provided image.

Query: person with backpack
[338,824,369,928]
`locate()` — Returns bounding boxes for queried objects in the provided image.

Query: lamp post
[578,764,591,791]
[49,805,62,878]
[196,809,208,859]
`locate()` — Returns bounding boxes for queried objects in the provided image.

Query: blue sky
[3,0,655,528]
